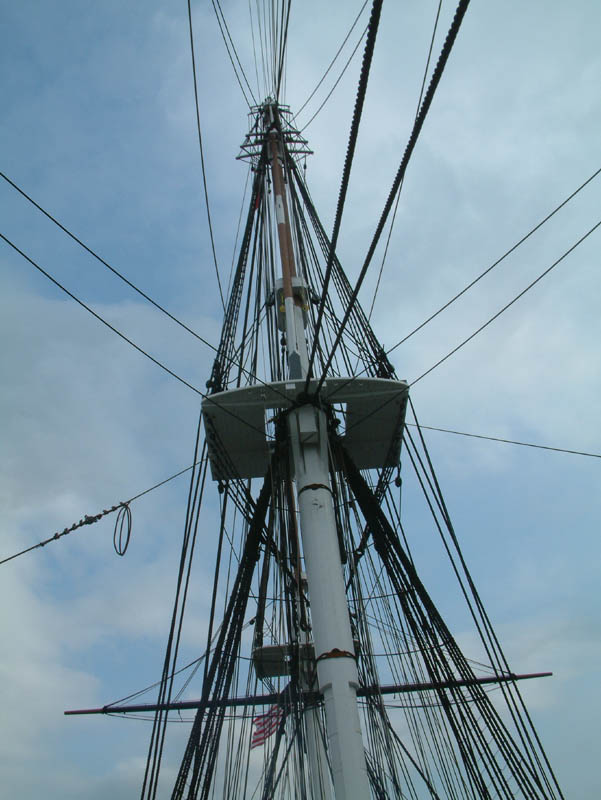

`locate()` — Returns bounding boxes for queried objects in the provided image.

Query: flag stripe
[251,704,284,748]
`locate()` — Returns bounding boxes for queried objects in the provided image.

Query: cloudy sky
[1,1,600,797]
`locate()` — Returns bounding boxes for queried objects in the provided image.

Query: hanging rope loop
[113,503,132,556]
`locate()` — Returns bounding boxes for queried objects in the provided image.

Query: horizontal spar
[65,671,551,716]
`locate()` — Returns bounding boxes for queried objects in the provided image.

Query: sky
[1,0,600,797]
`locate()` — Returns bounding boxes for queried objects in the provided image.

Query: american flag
[250,703,284,748]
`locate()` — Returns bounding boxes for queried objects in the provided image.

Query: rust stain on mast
[268,128,298,299]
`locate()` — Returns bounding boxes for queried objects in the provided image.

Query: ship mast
[200,99,409,797]
[65,95,564,800]
[265,99,369,799]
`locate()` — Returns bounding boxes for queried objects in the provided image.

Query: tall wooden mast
[265,99,370,798]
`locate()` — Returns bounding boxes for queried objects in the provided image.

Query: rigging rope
[141,434,210,800]
[305,0,384,389]
[316,0,472,393]
[248,0,263,99]
[187,0,225,311]
[0,459,206,567]
[405,423,601,459]
[6,160,597,472]
[274,0,291,101]
[292,0,369,122]
[5,5,579,794]
[342,206,600,438]
[0,230,290,442]
[410,218,601,386]
[1,504,126,565]
[0,171,219,350]
[367,0,444,321]
[405,400,564,797]
[340,441,562,798]
[385,164,601,357]
[298,22,368,133]
[0,170,302,426]
[171,467,274,800]
[211,0,256,107]
[0,231,206,396]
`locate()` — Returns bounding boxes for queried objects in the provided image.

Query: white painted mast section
[304,704,333,799]
[267,105,370,800]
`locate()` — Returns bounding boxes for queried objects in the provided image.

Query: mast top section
[237,99,312,167]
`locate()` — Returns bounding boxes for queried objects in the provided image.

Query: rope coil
[113,503,132,556]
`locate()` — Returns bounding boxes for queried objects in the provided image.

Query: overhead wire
[0,171,222,357]
[274,0,291,101]
[342,211,601,441]
[0,171,302,415]
[113,503,132,556]
[0,230,206,398]
[1,503,126,566]
[316,0,472,393]
[405,400,564,797]
[0,232,287,447]
[404,423,601,460]
[256,0,270,97]
[307,161,601,421]
[248,0,263,100]
[410,217,601,386]
[293,0,368,121]
[211,0,257,107]
[386,164,601,357]
[187,0,225,311]
[299,22,369,134]
[0,457,207,567]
